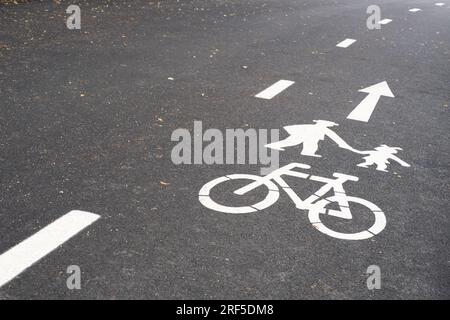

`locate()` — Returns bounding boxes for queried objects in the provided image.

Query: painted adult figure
[265,120,359,157]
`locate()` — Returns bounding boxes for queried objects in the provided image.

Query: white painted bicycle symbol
[199,163,386,240]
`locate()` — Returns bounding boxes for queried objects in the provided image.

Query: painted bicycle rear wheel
[308,196,386,240]
[199,174,280,214]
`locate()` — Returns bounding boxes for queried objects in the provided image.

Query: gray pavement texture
[0,0,449,299]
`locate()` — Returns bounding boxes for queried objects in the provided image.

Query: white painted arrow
[347,81,394,122]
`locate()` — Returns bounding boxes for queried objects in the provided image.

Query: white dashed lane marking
[0,210,100,288]
[379,19,392,25]
[336,38,357,48]
[255,80,295,100]
[409,8,422,12]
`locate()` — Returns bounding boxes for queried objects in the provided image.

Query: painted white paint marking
[357,145,410,172]
[347,81,394,122]
[409,8,422,12]
[254,80,295,99]
[435,3,445,6]
[379,19,392,25]
[264,120,409,172]
[336,38,357,48]
[0,210,100,288]
[199,162,388,240]
[265,120,358,155]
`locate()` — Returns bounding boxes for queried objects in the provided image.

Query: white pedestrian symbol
[265,120,410,173]
[265,120,358,156]
[357,145,410,172]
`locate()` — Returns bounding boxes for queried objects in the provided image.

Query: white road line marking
[435,3,445,6]
[336,38,357,48]
[254,80,295,99]
[0,210,100,288]
[379,19,392,25]
[409,8,422,12]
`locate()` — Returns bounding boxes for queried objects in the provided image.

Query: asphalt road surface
[0,0,449,299]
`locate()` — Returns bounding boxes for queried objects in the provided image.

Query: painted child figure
[357,144,410,172]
